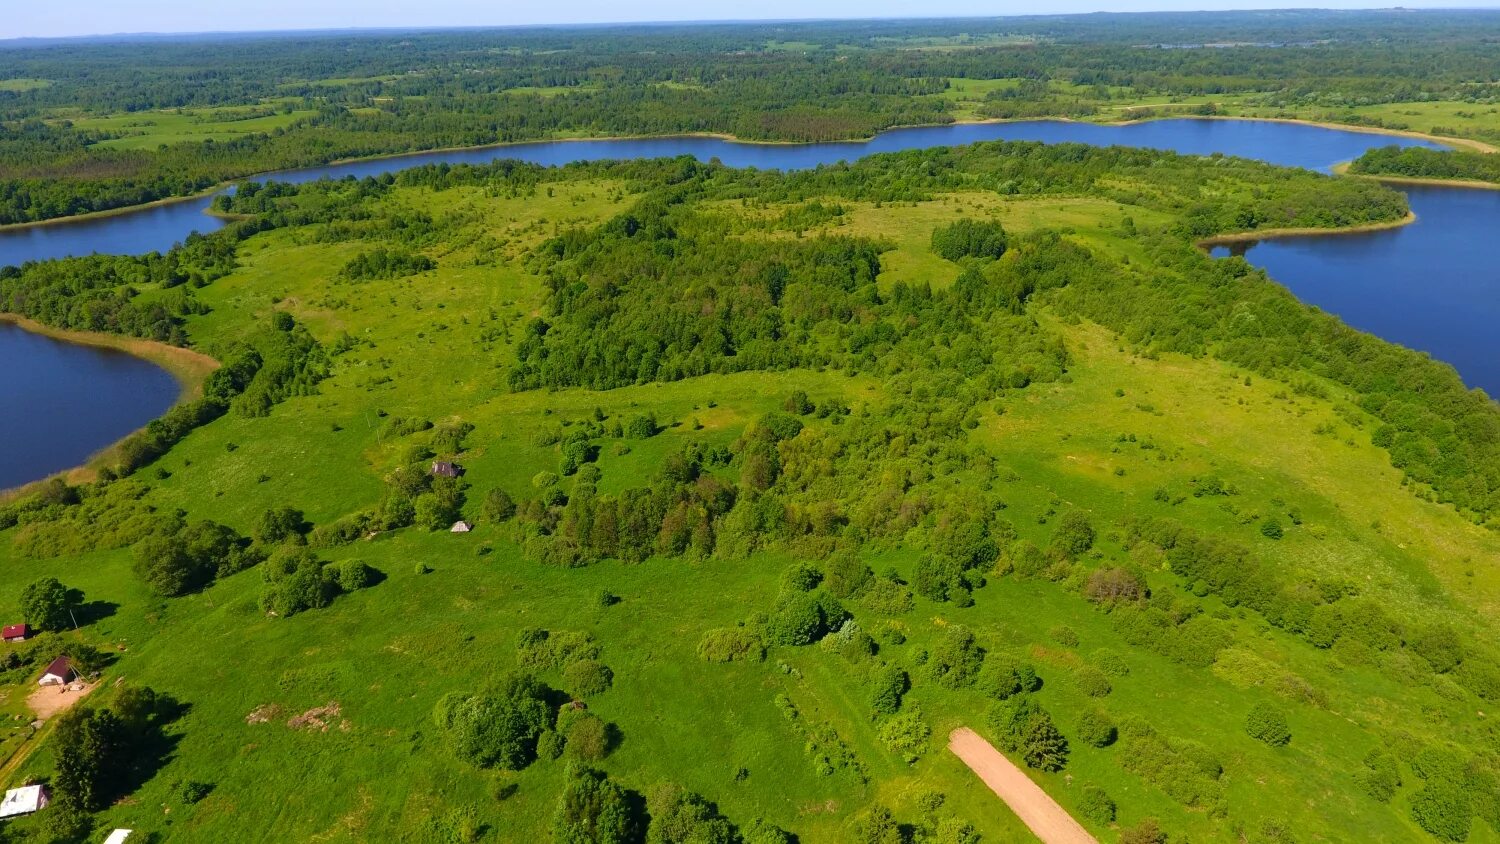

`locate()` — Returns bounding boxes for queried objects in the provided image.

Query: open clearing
[26,682,94,720]
[949,728,1098,844]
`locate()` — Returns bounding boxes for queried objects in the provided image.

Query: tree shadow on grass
[113,692,192,801]
[70,599,118,628]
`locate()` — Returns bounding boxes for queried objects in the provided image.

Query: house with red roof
[2,624,30,643]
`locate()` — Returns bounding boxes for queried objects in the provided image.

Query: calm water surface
[0,323,180,489]
[1,117,1495,488]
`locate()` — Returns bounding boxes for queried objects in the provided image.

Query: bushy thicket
[1352,145,1500,184]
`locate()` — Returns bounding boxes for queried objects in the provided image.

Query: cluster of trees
[930,218,1008,262]
[48,685,184,838]
[1351,145,1500,185]
[132,518,255,597]
[339,247,435,281]
[260,549,376,617]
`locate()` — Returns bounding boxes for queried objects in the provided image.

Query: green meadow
[61,105,319,150]
[0,144,1497,844]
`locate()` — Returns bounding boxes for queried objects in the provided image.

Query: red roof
[41,657,71,680]
[2,624,29,639]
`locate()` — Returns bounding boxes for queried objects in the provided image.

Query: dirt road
[948,727,1099,844]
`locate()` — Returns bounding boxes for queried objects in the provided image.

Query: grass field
[60,104,319,150]
[0,166,1496,842]
[0,78,51,92]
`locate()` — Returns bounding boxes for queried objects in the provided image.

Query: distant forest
[7,10,1500,223]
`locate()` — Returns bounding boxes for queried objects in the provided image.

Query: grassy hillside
[0,144,1496,843]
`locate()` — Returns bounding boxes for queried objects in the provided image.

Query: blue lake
[1,116,1494,488]
[0,322,180,490]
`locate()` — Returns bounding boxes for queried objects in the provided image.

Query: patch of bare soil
[286,702,349,733]
[26,682,95,720]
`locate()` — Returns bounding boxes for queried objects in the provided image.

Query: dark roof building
[38,657,73,686]
[431,461,464,478]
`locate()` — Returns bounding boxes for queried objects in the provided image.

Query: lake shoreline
[1195,211,1419,249]
[0,314,218,398]
[1335,166,1500,192]
[0,114,1488,235]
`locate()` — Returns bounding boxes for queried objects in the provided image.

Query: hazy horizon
[7,2,1500,41]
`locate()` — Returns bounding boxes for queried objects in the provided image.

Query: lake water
[0,323,180,490]
[1,116,1493,488]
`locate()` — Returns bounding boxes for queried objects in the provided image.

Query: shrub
[1084,567,1147,604]
[433,674,552,770]
[1245,702,1291,747]
[1050,625,1079,647]
[1049,510,1096,558]
[1092,648,1130,677]
[1260,518,1284,539]
[870,664,910,715]
[1411,625,1464,674]
[825,552,874,598]
[696,628,765,663]
[625,413,658,439]
[482,488,517,522]
[977,653,1042,700]
[647,783,737,844]
[780,562,823,593]
[552,764,638,844]
[1075,666,1112,697]
[1077,786,1116,825]
[563,713,610,761]
[1077,709,1117,748]
[743,819,795,844]
[255,506,306,544]
[928,626,985,689]
[878,710,932,764]
[335,559,375,591]
[821,619,877,662]
[1119,819,1167,844]
[855,804,904,844]
[564,659,614,698]
[765,591,844,647]
[1357,749,1401,803]
[989,697,1069,771]
[536,730,565,761]
[177,780,212,804]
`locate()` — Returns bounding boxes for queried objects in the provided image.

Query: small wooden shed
[38,656,74,687]
[431,461,464,478]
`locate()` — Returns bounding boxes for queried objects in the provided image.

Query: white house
[0,784,48,819]
[103,831,133,844]
[450,521,473,533]
[38,656,73,686]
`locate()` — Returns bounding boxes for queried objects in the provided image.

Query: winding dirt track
[948,727,1099,844]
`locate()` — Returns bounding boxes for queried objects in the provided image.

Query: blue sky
[5,1,1497,40]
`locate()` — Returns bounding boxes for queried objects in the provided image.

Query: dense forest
[8,10,1500,223]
